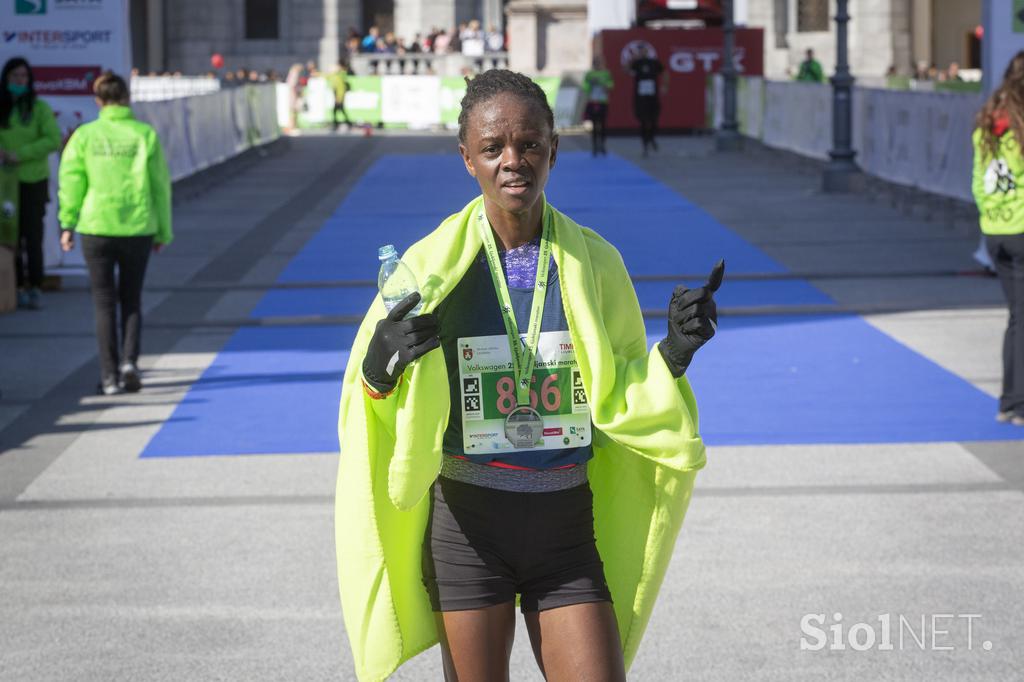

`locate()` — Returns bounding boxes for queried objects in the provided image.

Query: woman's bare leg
[524,601,625,682]
[435,602,517,682]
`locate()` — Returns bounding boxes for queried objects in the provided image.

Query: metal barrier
[713,77,984,202]
[131,76,221,102]
[348,52,509,77]
[134,84,280,181]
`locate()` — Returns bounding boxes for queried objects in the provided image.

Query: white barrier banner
[381,75,441,128]
[761,81,832,160]
[0,0,132,269]
[134,85,280,181]
[249,85,280,145]
[857,89,983,202]
[726,76,983,202]
[186,92,237,172]
[134,98,193,181]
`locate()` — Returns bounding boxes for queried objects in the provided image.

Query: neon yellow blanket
[335,196,706,681]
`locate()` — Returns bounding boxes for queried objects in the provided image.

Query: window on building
[797,0,830,33]
[245,0,279,40]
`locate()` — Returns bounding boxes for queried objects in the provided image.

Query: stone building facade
[130,0,983,80]
[747,0,982,80]
[131,0,506,76]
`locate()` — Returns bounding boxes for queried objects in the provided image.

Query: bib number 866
[496,373,561,415]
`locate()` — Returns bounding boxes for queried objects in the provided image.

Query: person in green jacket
[337,69,724,681]
[795,49,826,83]
[582,55,614,156]
[972,50,1024,426]
[0,57,62,310]
[327,61,351,132]
[58,72,172,396]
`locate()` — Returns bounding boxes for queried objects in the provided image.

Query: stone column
[482,0,504,31]
[506,1,540,73]
[507,0,587,76]
[146,0,165,73]
[395,0,458,42]
[319,0,341,71]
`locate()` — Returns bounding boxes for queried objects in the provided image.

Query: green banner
[440,77,467,127]
[1016,0,1024,33]
[532,77,561,109]
[344,76,383,125]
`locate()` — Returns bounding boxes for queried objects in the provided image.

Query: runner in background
[327,61,352,132]
[582,56,614,157]
[972,51,1024,427]
[0,57,62,310]
[629,46,666,157]
[57,72,173,396]
[284,63,304,134]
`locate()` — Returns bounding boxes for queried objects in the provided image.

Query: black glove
[658,259,725,378]
[362,292,441,393]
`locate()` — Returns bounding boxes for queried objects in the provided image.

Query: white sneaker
[119,363,142,393]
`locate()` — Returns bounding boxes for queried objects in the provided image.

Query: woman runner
[335,69,723,681]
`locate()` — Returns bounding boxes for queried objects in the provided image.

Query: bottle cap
[378,244,397,261]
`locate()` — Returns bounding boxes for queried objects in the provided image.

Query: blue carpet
[142,326,354,457]
[142,151,1015,457]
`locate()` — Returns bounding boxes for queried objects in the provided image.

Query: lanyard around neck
[477,204,553,407]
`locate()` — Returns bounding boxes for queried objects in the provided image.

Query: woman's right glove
[658,259,725,378]
[362,292,441,393]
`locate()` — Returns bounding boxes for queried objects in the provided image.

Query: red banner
[600,28,764,130]
[31,65,101,97]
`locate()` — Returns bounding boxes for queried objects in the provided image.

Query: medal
[505,405,544,449]
[478,204,554,448]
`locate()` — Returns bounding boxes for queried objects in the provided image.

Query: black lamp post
[716,0,742,152]
[823,0,860,191]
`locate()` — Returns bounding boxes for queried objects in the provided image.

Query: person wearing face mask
[0,57,62,310]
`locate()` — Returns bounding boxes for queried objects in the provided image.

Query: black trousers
[586,102,608,154]
[634,97,660,149]
[987,233,1024,415]
[16,179,48,289]
[333,97,351,130]
[81,234,153,380]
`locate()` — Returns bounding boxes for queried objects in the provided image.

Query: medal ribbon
[477,203,553,407]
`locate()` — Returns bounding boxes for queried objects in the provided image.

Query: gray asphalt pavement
[0,132,1021,681]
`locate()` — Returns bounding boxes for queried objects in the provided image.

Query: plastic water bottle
[378,244,423,316]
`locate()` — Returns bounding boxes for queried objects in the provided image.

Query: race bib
[458,331,592,455]
[637,79,656,96]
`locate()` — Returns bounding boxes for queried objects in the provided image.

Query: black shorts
[634,96,660,121]
[422,476,612,613]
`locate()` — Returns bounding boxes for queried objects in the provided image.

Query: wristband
[362,374,402,400]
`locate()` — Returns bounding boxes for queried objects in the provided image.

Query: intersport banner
[0,0,132,268]
[599,28,763,130]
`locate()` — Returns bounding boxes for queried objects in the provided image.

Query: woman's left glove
[658,259,725,378]
[362,292,441,393]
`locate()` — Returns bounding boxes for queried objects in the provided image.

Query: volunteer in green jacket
[795,49,826,83]
[58,72,172,396]
[0,57,62,310]
[582,56,614,156]
[327,61,351,132]
[337,70,724,681]
[972,51,1024,427]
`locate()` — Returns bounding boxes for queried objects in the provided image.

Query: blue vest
[436,250,594,469]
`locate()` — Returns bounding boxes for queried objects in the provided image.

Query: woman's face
[6,65,30,87]
[459,92,558,217]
